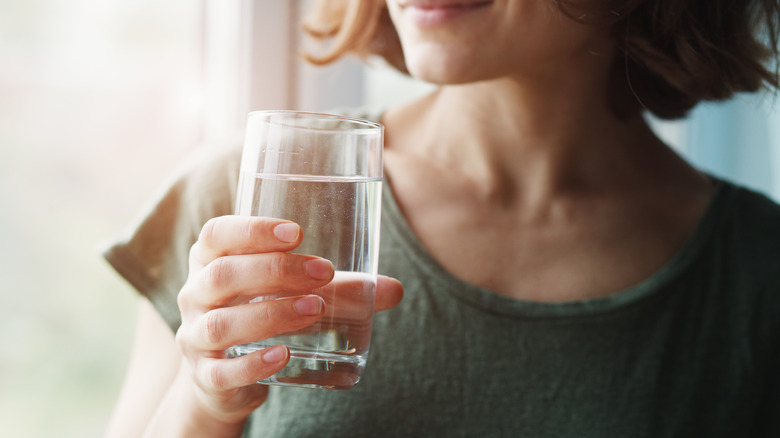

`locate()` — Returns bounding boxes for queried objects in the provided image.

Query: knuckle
[202,309,229,347]
[174,326,190,353]
[174,327,185,347]
[199,217,220,246]
[177,281,195,310]
[188,241,202,267]
[233,357,257,386]
[242,217,268,245]
[264,253,289,282]
[202,257,235,290]
[203,361,228,391]
[259,301,278,325]
[258,299,295,333]
[176,288,187,310]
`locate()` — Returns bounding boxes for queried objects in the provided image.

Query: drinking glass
[226,111,383,390]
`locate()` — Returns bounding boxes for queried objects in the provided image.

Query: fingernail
[294,295,323,316]
[273,223,299,243]
[304,258,333,280]
[262,345,287,363]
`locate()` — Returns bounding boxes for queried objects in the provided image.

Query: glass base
[227,346,366,390]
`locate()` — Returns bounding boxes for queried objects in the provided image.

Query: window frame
[202,0,365,142]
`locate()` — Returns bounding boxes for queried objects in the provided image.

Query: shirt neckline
[381,173,735,319]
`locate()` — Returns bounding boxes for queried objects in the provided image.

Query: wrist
[179,367,253,437]
[144,366,249,438]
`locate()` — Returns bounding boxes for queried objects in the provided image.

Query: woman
[104,0,780,436]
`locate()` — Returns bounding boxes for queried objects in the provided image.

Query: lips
[396,0,493,27]
[397,0,492,7]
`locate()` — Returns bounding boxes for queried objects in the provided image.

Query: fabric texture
[103,108,780,437]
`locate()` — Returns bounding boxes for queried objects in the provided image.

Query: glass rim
[247,110,384,134]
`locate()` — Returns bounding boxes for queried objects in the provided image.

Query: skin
[107,0,713,436]
[105,218,403,437]
[383,0,712,301]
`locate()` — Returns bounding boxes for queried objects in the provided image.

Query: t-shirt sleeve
[102,143,242,333]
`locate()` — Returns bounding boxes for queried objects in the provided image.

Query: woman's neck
[383,72,685,207]
[380,74,713,302]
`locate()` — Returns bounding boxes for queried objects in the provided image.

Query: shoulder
[143,138,244,224]
[718,182,780,267]
[172,138,243,199]
[711,181,780,327]
[102,139,243,332]
[722,183,780,389]
[708,180,780,291]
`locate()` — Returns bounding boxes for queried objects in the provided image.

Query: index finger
[191,215,302,267]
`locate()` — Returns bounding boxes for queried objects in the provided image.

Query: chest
[385,170,703,303]
[247,282,758,438]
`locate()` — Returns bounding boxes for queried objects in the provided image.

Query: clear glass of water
[226,111,383,390]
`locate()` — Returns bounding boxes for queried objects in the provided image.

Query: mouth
[396,1,493,27]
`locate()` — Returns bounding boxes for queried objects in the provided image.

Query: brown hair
[303,0,780,119]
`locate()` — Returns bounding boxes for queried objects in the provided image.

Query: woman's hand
[172,215,403,430]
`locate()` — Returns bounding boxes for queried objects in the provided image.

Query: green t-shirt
[104,110,780,437]
[246,174,780,438]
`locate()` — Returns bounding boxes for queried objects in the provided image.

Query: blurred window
[0,1,203,436]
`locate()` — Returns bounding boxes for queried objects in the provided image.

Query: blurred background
[0,1,778,437]
[1,0,201,436]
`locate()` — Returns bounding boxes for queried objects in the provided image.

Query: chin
[403,47,494,85]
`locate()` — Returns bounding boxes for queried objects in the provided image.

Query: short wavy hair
[302,0,780,120]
